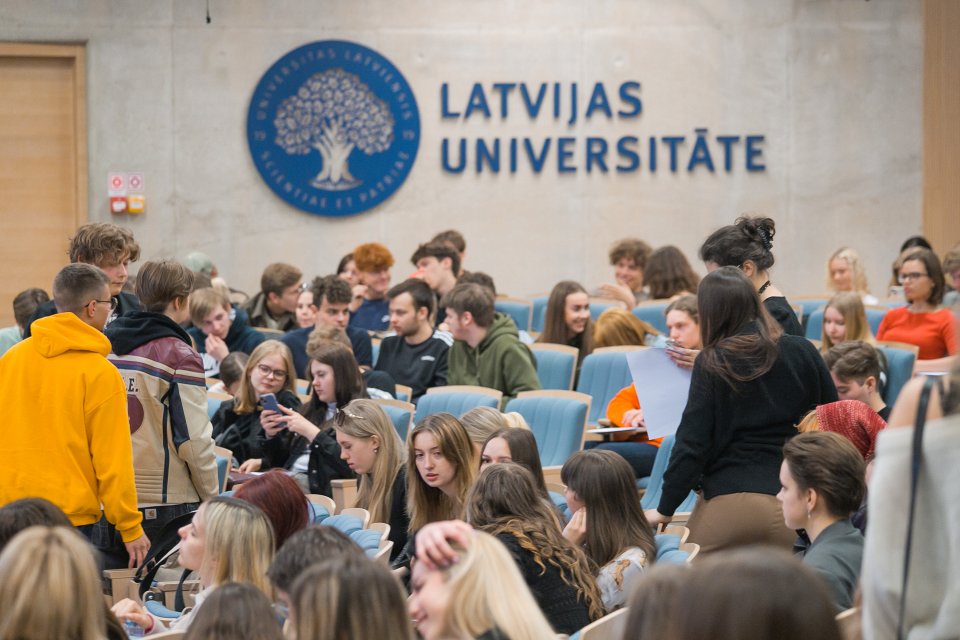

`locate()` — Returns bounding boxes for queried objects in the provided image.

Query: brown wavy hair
[645,246,700,300]
[465,463,605,622]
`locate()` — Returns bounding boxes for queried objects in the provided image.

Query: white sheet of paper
[626,348,692,439]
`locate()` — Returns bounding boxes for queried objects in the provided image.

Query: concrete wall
[0,0,922,299]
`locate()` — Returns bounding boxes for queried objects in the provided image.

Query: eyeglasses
[335,408,365,427]
[91,298,119,311]
[255,363,288,380]
[898,272,929,284]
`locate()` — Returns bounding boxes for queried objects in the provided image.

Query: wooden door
[0,43,87,327]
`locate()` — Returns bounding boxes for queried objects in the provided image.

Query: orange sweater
[605,385,663,446]
[876,307,957,360]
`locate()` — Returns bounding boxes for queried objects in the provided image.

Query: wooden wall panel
[923,1,960,255]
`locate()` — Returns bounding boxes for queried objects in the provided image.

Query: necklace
[758,280,772,295]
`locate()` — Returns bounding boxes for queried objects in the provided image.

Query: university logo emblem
[247,40,420,217]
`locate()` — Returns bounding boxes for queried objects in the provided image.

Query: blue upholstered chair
[865,306,889,335]
[206,391,231,419]
[793,297,828,325]
[371,398,415,441]
[876,343,918,408]
[806,306,888,340]
[413,385,503,424]
[494,297,533,332]
[587,297,622,323]
[531,295,550,332]
[631,300,671,335]
[529,343,579,390]
[504,390,591,468]
[575,347,641,426]
[640,435,698,513]
[371,339,380,368]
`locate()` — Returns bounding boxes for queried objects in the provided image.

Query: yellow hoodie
[0,313,143,542]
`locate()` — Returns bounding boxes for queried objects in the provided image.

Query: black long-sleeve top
[658,330,837,516]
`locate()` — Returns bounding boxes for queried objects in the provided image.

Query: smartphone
[665,339,681,351]
[260,393,281,414]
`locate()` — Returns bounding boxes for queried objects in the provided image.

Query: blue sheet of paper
[625,348,692,439]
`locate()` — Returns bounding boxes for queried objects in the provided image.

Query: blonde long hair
[826,247,871,295]
[440,531,559,640]
[0,526,106,640]
[335,399,405,523]
[201,497,275,598]
[593,308,659,347]
[234,340,297,414]
[292,554,413,640]
[821,292,873,351]
[407,413,476,531]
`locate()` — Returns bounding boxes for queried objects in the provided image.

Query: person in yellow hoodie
[0,263,149,567]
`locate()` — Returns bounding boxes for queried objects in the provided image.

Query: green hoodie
[447,312,541,405]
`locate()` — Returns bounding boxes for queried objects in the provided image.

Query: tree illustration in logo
[274,69,395,190]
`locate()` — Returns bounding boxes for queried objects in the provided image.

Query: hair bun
[735,215,775,251]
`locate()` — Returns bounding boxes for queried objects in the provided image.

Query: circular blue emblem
[247,40,420,217]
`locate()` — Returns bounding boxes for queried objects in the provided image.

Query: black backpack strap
[174,569,192,612]
[134,509,197,600]
[897,375,941,640]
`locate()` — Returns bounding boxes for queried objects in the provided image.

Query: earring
[806,510,812,519]
[373,448,379,454]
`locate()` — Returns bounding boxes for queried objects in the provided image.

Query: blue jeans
[587,441,659,479]
[90,502,199,570]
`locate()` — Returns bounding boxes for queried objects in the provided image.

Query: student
[877,247,957,359]
[408,529,556,640]
[182,582,283,640]
[561,450,657,610]
[188,287,265,377]
[334,399,410,559]
[699,215,804,336]
[645,267,837,555]
[376,278,451,401]
[337,253,360,288]
[537,280,593,371]
[479,427,549,501]
[233,470,309,550]
[459,406,511,457]
[282,275,373,375]
[291,554,413,640]
[592,307,659,348]
[597,237,652,307]
[443,283,540,405]
[349,242,394,331]
[624,562,690,638]
[208,351,249,396]
[407,414,477,533]
[431,228,467,273]
[295,286,317,328]
[597,295,701,478]
[241,262,302,332]
[25,222,141,337]
[465,463,603,634]
[307,324,395,398]
[0,287,49,357]
[778,432,866,611]
[112,497,275,635]
[644,245,701,300]
[0,264,148,566]
[821,291,874,352]
[252,342,359,496]
[267,526,364,612]
[411,241,460,325]
[103,259,219,568]
[824,340,890,421]
[211,340,300,465]
[0,526,110,640]
[796,400,886,466]
[826,247,878,304]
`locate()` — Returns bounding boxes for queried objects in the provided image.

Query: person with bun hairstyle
[778,431,866,611]
[645,267,837,555]
[699,215,804,336]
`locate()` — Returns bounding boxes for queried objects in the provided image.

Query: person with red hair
[349,243,395,332]
[233,470,309,549]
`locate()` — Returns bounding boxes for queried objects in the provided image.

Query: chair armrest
[103,568,139,605]
[542,465,562,487]
[331,478,359,514]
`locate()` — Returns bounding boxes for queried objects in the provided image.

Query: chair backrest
[371,398,415,441]
[576,348,639,425]
[394,384,413,403]
[206,390,231,419]
[792,297,829,324]
[529,343,579,390]
[306,493,336,523]
[577,607,629,640]
[531,295,550,332]
[340,507,371,528]
[212,445,232,493]
[805,308,825,340]
[631,300,671,334]
[639,436,697,513]
[371,339,381,368]
[587,297,622,322]
[876,345,917,407]
[505,391,591,467]
[495,297,533,332]
[414,386,503,423]
[865,306,888,335]
[295,377,310,395]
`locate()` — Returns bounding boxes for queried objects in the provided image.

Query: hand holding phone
[260,392,281,414]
